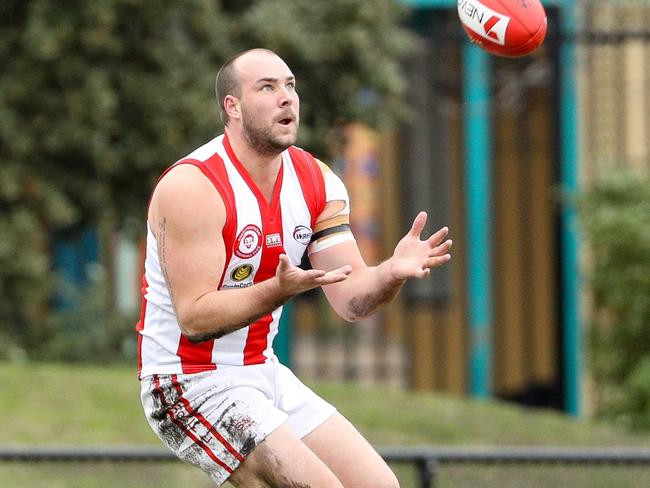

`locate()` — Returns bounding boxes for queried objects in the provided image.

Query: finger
[277,254,301,275]
[424,254,452,268]
[308,264,351,278]
[429,239,453,256]
[408,211,428,238]
[316,274,349,286]
[327,264,352,276]
[302,268,327,280]
[278,254,290,267]
[315,265,352,283]
[426,226,449,246]
[415,267,430,279]
[276,254,290,274]
[316,271,350,285]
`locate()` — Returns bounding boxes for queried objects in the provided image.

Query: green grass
[318,382,650,447]
[2,362,650,487]
[1,362,647,447]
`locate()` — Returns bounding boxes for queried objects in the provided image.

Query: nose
[278,86,294,107]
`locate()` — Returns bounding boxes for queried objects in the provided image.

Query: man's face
[234,52,300,156]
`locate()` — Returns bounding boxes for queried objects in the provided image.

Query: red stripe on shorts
[153,375,234,474]
[171,375,245,463]
[169,409,234,474]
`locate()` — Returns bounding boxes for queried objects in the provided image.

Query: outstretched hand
[390,211,452,280]
[275,254,352,297]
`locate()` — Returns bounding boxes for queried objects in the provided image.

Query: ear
[224,95,241,121]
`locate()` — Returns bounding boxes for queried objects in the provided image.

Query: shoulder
[149,163,225,233]
[288,146,341,181]
[314,158,336,177]
[155,163,214,202]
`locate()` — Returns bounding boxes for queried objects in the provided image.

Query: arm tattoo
[185,306,284,343]
[347,287,396,320]
[157,218,176,306]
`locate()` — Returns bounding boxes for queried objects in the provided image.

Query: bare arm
[309,211,452,322]
[149,165,351,342]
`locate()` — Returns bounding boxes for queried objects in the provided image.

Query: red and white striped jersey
[137,134,352,378]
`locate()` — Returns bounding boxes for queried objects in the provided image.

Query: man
[138,48,452,487]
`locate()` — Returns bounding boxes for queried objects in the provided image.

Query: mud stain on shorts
[157,418,188,450]
[218,401,259,457]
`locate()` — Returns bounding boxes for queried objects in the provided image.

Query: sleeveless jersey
[137,134,330,378]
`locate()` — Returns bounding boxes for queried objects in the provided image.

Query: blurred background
[1,0,649,486]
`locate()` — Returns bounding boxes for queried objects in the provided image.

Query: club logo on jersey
[231,264,254,281]
[234,224,262,259]
[265,233,282,248]
[292,225,312,245]
[458,0,510,45]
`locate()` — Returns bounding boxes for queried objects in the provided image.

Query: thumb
[277,254,291,271]
[409,211,428,238]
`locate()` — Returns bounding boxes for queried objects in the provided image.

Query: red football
[457,0,547,57]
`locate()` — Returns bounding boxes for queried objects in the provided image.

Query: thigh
[141,372,287,487]
[302,412,400,488]
[274,363,337,438]
[229,424,343,488]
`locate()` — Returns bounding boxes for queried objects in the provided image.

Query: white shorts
[140,358,336,486]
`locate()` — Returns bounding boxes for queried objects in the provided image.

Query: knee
[385,472,401,488]
[371,468,400,488]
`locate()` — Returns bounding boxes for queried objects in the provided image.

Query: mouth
[277,117,294,127]
[276,112,296,127]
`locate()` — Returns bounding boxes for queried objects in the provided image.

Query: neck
[224,126,283,183]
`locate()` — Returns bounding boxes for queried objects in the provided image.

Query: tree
[0,0,413,359]
[580,173,650,429]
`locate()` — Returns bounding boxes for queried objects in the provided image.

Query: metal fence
[291,2,650,416]
[3,446,650,488]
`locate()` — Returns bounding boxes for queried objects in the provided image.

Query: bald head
[215,48,284,125]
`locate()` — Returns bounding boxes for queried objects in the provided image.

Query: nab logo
[231,264,254,281]
[458,0,510,46]
[483,15,503,41]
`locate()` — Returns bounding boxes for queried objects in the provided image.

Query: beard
[241,107,298,156]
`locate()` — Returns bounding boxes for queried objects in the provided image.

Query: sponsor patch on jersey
[292,225,312,245]
[231,264,254,282]
[235,224,262,259]
[265,233,282,248]
[221,282,253,289]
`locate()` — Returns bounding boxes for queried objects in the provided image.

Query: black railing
[3,445,650,488]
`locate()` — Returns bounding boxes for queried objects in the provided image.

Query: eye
[286,82,295,90]
[261,84,273,92]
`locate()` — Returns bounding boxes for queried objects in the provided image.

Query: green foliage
[231,0,413,155]
[1,0,231,357]
[36,273,138,363]
[0,0,413,360]
[580,172,650,429]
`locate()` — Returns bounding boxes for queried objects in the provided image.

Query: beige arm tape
[308,160,355,255]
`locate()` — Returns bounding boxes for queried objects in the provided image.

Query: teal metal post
[559,0,581,417]
[463,43,493,398]
[53,227,99,310]
[276,300,293,367]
